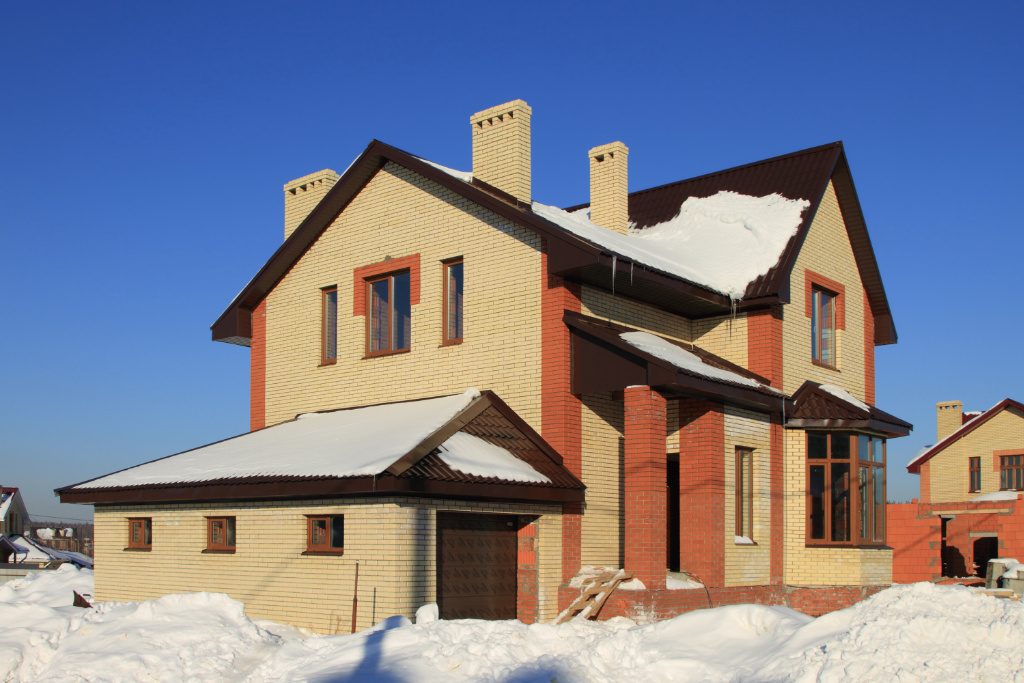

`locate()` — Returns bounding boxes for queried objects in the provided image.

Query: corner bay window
[307,515,344,553]
[443,258,463,343]
[1000,455,1024,491]
[807,432,886,545]
[969,456,982,493]
[128,517,152,550]
[207,516,236,551]
[811,286,837,367]
[321,286,338,364]
[367,271,411,354]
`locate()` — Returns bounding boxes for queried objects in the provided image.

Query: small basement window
[307,515,344,554]
[128,517,152,550]
[206,516,236,552]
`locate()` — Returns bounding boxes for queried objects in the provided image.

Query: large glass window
[443,258,464,343]
[1000,455,1024,491]
[367,271,411,355]
[811,287,837,367]
[807,432,886,545]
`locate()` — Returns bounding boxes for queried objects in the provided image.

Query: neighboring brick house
[889,399,1024,582]
[58,100,911,632]
[0,487,29,536]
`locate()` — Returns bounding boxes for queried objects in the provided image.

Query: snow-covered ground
[3,566,1023,682]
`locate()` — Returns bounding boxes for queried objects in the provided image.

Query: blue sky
[2,2,1021,520]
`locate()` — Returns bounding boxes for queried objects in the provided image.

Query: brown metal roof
[788,381,912,437]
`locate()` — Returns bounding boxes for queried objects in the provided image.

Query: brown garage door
[437,512,518,620]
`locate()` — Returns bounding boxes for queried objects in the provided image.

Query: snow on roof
[436,432,549,484]
[533,191,810,299]
[970,491,1022,503]
[0,490,15,521]
[417,157,473,184]
[74,390,482,489]
[964,410,983,417]
[619,330,778,393]
[817,383,870,412]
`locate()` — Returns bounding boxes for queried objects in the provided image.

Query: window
[443,258,464,343]
[128,518,152,550]
[367,271,411,355]
[735,447,754,540]
[1000,455,1024,491]
[206,516,236,551]
[811,286,837,367]
[807,432,886,546]
[306,515,344,553]
[321,286,338,364]
[969,456,982,493]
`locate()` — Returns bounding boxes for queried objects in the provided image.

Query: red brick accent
[560,583,884,621]
[678,399,725,587]
[769,417,784,584]
[249,300,267,431]
[517,518,539,623]
[803,269,846,330]
[351,253,421,316]
[624,386,668,589]
[540,245,583,583]
[863,289,875,405]
[747,306,783,388]
[887,502,941,583]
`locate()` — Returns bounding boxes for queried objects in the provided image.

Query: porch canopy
[787,381,912,437]
[57,390,584,506]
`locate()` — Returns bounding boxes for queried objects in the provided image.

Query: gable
[909,400,1024,474]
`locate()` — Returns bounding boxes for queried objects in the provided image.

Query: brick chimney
[470,100,532,203]
[283,169,339,240]
[588,141,629,234]
[936,400,963,440]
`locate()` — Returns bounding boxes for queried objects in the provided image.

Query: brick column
[517,518,539,623]
[249,300,267,431]
[624,385,668,589]
[678,398,725,587]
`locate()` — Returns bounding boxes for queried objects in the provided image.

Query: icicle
[611,254,618,295]
[630,261,634,286]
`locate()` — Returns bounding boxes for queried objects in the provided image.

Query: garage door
[437,512,518,620]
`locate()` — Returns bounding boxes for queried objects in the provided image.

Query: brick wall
[678,399,726,587]
[249,301,266,430]
[624,386,668,589]
[887,502,941,582]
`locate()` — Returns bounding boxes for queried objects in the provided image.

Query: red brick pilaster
[678,398,725,587]
[864,289,876,405]
[769,417,784,584]
[624,386,668,589]
[540,246,583,583]
[517,518,539,623]
[249,300,267,431]
[919,462,931,504]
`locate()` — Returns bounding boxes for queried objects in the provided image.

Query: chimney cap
[470,99,532,125]
[283,168,339,192]
[588,141,629,160]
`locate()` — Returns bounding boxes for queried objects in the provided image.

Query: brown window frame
[735,447,754,540]
[1000,454,1024,491]
[321,286,338,366]
[206,516,236,552]
[127,517,152,550]
[442,257,464,345]
[305,514,344,554]
[969,456,982,493]
[811,286,838,368]
[806,432,887,548]
[365,270,411,357]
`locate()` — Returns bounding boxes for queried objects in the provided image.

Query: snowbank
[3,568,1023,682]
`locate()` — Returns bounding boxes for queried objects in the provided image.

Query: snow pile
[436,432,550,483]
[971,490,1021,502]
[4,568,1024,681]
[665,572,704,590]
[620,331,777,392]
[534,191,809,299]
[818,383,870,412]
[419,158,473,183]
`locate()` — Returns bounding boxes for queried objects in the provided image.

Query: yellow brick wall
[781,180,867,400]
[782,429,892,585]
[93,497,561,634]
[580,393,624,567]
[264,162,544,430]
[284,169,339,240]
[580,285,692,342]
[694,314,748,369]
[927,407,1024,503]
[723,407,771,586]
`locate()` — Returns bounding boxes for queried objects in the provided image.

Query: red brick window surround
[1000,454,1024,491]
[806,431,886,547]
[352,254,421,316]
[735,447,754,540]
[206,516,236,552]
[442,257,464,345]
[321,286,338,365]
[306,515,344,554]
[127,517,152,550]
[969,456,981,493]
[353,254,420,357]
[805,270,845,369]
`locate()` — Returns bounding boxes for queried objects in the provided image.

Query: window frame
[805,432,887,548]
[127,517,152,550]
[442,257,464,345]
[811,286,838,368]
[969,456,982,493]
[735,447,754,541]
[365,270,411,357]
[305,514,345,555]
[1000,455,1024,491]
[320,286,338,366]
[206,516,236,552]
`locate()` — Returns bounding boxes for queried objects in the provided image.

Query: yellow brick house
[59,100,911,631]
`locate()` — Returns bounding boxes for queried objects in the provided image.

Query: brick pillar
[863,290,876,405]
[249,300,267,431]
[678,398,725,587]
[517,518,539,623]
[624,385,668,589]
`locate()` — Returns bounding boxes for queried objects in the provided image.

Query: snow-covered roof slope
[437,432,549,484]
[73,391,482,489]
[817,384,870,413]
[619,331,780,394]
[0,492,12,521]
[534,191,810,299]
